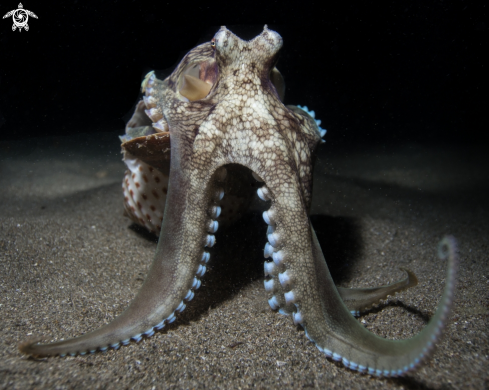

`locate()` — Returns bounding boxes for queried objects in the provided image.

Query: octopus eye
[180,75,213,101]
[177,59,218,102]
[211,38,216,48]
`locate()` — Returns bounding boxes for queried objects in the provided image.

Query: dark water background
[0,2,485,148]
[1,3,488,388]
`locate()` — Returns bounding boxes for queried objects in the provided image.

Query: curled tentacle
[337,267,418,317]
[257,172,457,376]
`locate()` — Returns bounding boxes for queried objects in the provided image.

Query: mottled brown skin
[20,26,457,377]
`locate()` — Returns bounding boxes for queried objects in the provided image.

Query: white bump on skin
[264,242,275,258]
[284,291,296,305]
[267,232,280,247]
[278,270,292,288]
[264,261,276,276]
[205,235,216,247]
[264,279,274,292]
[272,250,284,266]
[268,296,280,310]
[293,310,303,325]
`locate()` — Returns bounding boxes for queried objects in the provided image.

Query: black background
[0,1,486,146]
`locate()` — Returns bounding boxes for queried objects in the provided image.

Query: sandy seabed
[1,132,488,389]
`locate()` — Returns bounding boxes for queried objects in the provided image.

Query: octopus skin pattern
[20,26,458,377]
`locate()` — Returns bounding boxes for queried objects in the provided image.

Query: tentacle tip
[398,267,419,287]
[18,338,44,357]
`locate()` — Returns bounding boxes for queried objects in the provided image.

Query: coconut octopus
[20,26,457,377]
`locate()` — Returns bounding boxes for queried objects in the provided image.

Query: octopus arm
[306,229,457,376]
[20,167,224,358]
[337,268,419,317]
[259,166,456,376]
[20,102,221,358]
